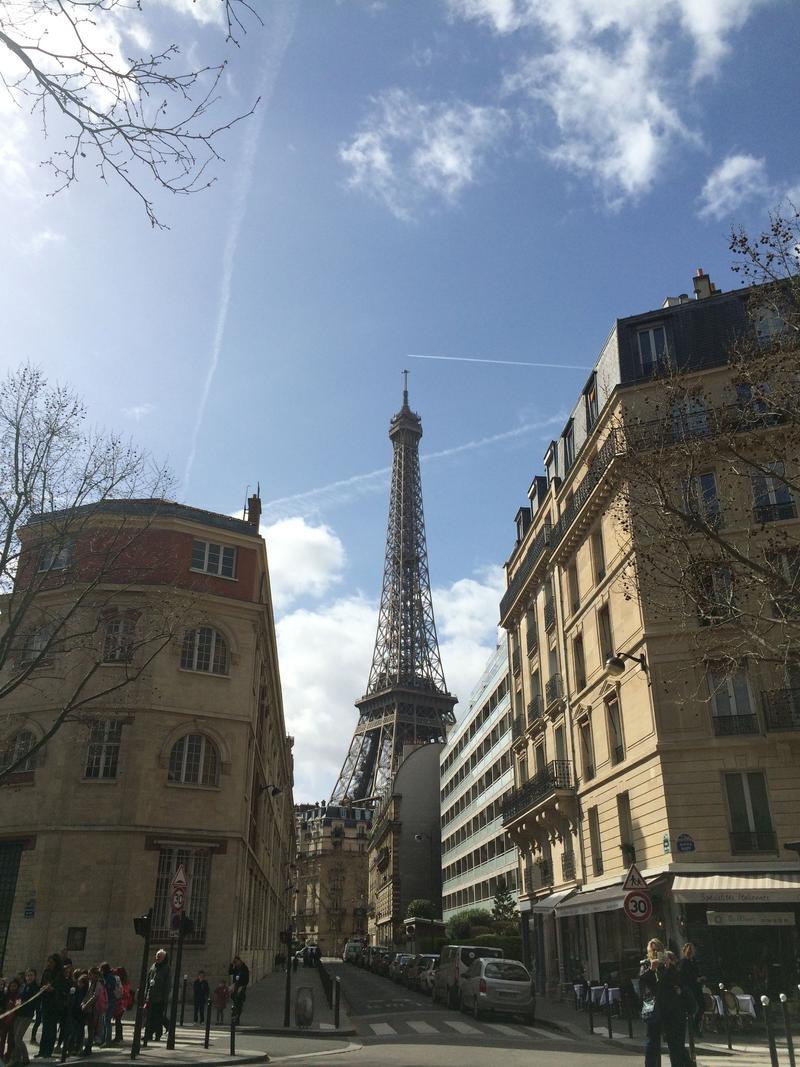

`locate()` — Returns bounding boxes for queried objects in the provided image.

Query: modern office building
[0,496,295,980]
[440,642,517,921]
[499,271,800,996]
[293,801,371,956]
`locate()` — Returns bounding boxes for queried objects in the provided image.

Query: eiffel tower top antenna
[330,383,456,803]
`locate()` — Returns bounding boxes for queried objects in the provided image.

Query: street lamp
[605,651,648,676]
[259,783,283,797]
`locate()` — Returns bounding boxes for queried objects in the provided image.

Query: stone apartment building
[500,271,800,996]
[440,642,518,920]
[293,802,371,956]
[0,496,295,981]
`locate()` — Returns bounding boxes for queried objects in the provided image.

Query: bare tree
[609,208,800,706]
[0,0,259,226]
[0,364,187,782]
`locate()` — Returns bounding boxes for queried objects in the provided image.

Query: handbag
[641,995,660,1024]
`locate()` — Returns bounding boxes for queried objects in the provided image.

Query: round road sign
[623,890,652,923]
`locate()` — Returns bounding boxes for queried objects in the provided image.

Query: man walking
[192,972,209,1024]
[145,950,170,1042]
[228,957,249,1025]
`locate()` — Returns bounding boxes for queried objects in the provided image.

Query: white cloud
[122,401,156,421]
[21,229,65,255]
[445,0,773,204]
[264,517,346,610]
[340,89,509,220]
[274,520,504,801]
[698,153,771,220]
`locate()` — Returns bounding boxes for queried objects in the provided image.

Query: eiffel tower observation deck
[331,376,457,803]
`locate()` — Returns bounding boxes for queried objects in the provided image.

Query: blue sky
[1,0,798,800]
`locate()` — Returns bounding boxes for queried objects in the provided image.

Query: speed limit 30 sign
[623,890,653,923]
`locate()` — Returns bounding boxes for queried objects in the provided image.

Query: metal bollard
[624,990,633,1039]
[761,996,780,1067]
[605,984,613,1039]
[781,994,796,1067]
[204,998,212,1050]
[141,1004,149,1049]
[719,984,733,1051]
[687,1008,697,1065]
[588,988,595,1033]
[229,1011,236,1056]
[334,977,341,1030]
[60,1037,67,1064]
[180,975,188,1027]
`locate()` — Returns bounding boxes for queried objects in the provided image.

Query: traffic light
[133,914,151,938]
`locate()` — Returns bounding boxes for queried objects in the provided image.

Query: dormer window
[637,325,669,376]
[584,374,599,430]
[38,540,74,572]
[191,539,236,578]
[563,422,575,472]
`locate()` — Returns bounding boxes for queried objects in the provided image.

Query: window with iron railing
[545,673,562,706]
[752,461,796,524]
[762,687,800,731]
[725,771,775,856]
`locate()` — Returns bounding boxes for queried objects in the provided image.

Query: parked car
[404,954,438,990]
[343,940,361,962]
[418,956,439,996]
[389,953,415,983]
[459,958,536,1023]
[432,944,504,1009]
[372,950,393,977]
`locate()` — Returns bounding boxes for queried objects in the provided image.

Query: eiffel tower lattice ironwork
[331,377,456,802]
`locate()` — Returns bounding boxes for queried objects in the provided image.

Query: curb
[236,1029,358,1039]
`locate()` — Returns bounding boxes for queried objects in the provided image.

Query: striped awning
[554,883,627,918]
[530,887,577,914]
[671,872,800,904]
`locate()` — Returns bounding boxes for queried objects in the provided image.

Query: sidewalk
[236,961,355,1036]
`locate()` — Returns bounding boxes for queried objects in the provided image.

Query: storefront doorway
[0,841,23,971]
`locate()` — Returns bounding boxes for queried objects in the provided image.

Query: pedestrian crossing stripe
[443,1020,480,1035]
[407,1021,437,1034]
[369,1022,396,1035]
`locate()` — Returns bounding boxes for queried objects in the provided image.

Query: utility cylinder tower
[331,378,456,802]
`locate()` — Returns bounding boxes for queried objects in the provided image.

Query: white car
[432,944,504,1009]
[459,958,536,1023]
[418,956,439,996]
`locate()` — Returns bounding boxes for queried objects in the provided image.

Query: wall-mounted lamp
[259,783,282,797]
[605,651,648,677]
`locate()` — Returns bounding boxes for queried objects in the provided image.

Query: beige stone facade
[293,803,370,956]
[0,498,295,985]
[499,275,800,996]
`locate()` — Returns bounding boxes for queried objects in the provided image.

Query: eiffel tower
[331,375,457,803]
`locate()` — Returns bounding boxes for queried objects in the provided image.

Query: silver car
[459,958,536,1022]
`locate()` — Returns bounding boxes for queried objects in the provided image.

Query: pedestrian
[37,954,69,1059]
[28,973,41,1050]
[639,938,688,1067]
[9,968,40,1066]
[677,943,703,1033]
[79,967,106,1056]
[98,963,117,1048]
[71,974,90,1056]
[228,957,249,1025]
[192,972,209,1024]
[144,950,170,1043]
[212,982,229,1025]
[2,978,22,1063]
[112,968,132,1044]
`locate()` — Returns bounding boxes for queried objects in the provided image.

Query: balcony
[527,695,542,727]
[545,673,563,707]
[513,713,526,739]
[543,600,556,632]
[548,433,619,553]
[501,760,574,825]
[730,830,777,854]
[526,632,538,657]
[712,714,759,737]
[754,501,797,524]
[763,688,800,730]
[500,522,551,623]
[561,853,576,881]
[512,649,521,675]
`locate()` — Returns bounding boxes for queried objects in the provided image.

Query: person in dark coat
[192,972,210,1024]
[678,943,703,1031]
[37,955,69,1059]
[228,957,249,1024]
[144,950,170,1042]
[10,968,40,1066]
[639,938,687,1067]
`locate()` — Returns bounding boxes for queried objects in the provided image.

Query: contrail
[182,3,298,493]
[264,413,564,519]
[408,353,593,371]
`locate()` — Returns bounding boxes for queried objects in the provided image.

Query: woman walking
[678,943,703,1033]
[9,969,40,1066]
[37,955,68,1059]
[639,938,688,1067]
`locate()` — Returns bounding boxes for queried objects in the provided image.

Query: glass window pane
[195,628,212,672]
[725,773,749,832]
[746,772,773,832]
[212,633,227,674]
[168,737,185,782]
[181,630,195,670]
[709,670,731,716]
[191,541,206,570]
[221,547,236,578]
[732,671,752,715]
[207,543,220,574]
[653,327,667,357]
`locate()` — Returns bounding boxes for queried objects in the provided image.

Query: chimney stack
[693,268,716,300]
[246,491,262,529]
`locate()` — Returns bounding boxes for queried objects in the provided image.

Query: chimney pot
[693,269,714,300]
[246,492,262,528]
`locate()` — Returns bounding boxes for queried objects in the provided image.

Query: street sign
[622,863,648,892]
[623,891,653,923]
[676,833,695,853]
[171,865,188,890]
[170,865,189,935]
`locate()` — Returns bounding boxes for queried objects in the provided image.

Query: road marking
[369,1022,397,1036]
[527,1025,569,1041]
[486,1023,524,1037]
[443,1019,480,1035]
[407,1020,437,1034]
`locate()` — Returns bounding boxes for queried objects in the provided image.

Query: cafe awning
[530,887,577,914]
[671,872,800,904]
[554,883,627,918]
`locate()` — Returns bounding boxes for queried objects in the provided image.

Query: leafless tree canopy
[610,208,800,686]
[0,365,181,781]
[0,0,259,226]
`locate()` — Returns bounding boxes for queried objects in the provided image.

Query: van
[432,944,504,1008]
[343,940,361,962]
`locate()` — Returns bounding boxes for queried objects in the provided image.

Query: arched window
[180,627,228,674]
[0,731,36,774]
[102,613,137,663]
[168,734,219,786]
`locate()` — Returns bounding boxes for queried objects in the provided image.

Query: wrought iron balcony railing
[513,713,526,738]
[730,830,777,854]
[712,714,759,737]
[500,522,551,622]
[561,853,576,882]
[512,648,521,675]
[545,673,562,706]
[527,694,542,726]
[544,600,556,631]
[501,760,574,824]
[754,501,797,524]
[548,433,619,552]
[526,631,538,657]
[763,688,800,731]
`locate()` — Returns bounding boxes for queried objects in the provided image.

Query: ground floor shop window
[151,847,211,943]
